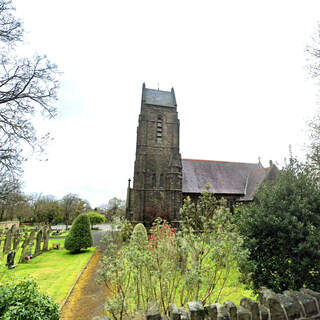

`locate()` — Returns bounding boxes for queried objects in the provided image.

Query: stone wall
[0,221,19,229]
[145,288,320,320]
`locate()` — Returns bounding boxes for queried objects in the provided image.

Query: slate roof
[143,87,176,107]
[239,167,270,201]
[182,159,263,196]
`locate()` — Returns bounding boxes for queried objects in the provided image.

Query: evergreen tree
[236,158,320,292]
[64,213,93,253]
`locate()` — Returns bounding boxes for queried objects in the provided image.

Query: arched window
[152,174,156,189]
[156,117,162,143]
[160,174,164,188]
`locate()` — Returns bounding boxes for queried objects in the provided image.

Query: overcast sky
[13,0,320,208]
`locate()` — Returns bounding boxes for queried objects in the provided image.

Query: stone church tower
[127,83,182,224]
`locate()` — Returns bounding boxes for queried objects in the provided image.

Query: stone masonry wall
[0,221,19,229]
[145,288,320,320]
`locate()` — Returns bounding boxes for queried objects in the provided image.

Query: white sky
[13,0,320,208]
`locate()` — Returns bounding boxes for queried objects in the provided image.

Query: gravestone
[34,228,43,255]
[0,229,3,249]
[25,243,33,260]
[19,230,35,263]
[3,228,12,254]
[6,250,16,269]
[13,230,21,250]
[42,226,50,251]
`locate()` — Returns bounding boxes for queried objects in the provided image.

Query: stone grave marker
[6,250,16,269]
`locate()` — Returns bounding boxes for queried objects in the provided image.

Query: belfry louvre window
[152,174,156,189]
[160,174,164,188]
[156,117,162,143]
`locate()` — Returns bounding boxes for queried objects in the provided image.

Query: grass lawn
[214,267,257,304]
[0,239,95,305]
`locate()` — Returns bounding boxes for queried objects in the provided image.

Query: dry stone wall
[145,288,320,320]
[0,221,19,229]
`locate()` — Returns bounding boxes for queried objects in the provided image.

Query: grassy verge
[213,267,256,304]
[0,241,95,304]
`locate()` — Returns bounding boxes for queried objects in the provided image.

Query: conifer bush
[64,213,93,253]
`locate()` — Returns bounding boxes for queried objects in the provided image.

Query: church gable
[239,164,279,201]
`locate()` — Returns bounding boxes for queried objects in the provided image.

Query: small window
[152,174,156,189]
[156,117,162,143]
[160,174,164,188]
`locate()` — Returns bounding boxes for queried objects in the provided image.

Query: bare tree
[306,24,320,177]
[30,193,62,225]
[107,197,125,220]
[0,0,59,175]
[306,112,320,179]
[61,194,91,229]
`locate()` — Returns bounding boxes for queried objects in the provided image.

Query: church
[126,84,278,224]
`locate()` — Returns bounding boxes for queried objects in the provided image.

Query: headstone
[0,230,3,249]
[34,228,43,255]
[3,229,12,255]
[19,230,35,263]
[6,250,16,269]
[42,226,50,251]
[13,230,21,250]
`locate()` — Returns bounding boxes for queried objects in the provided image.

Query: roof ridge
[145,87,172,94]
[182,158,259,165]
[250,167,271,174]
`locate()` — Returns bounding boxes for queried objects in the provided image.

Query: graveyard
[0,224,96,304]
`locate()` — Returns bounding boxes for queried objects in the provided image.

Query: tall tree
[306,23,320,79]
[306,113,320,178]
[305,24,320,178]
[235,158,320,293]
[0,174,21,221]
[0,0,59,176]
[30,194,62,225]
[61,194,91,229]
[107,197,125,220]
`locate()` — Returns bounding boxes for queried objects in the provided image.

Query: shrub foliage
[235,158,320,293]
[119,219,133,243]
[64,213,93,252]
[99,190,245,319]
[0,278,59,320]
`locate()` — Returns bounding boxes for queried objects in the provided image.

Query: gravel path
[60,249,109,320]
[92,231,105,247]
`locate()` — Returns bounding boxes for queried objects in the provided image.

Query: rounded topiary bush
[64,213,93,253]
[0,278,59,320]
